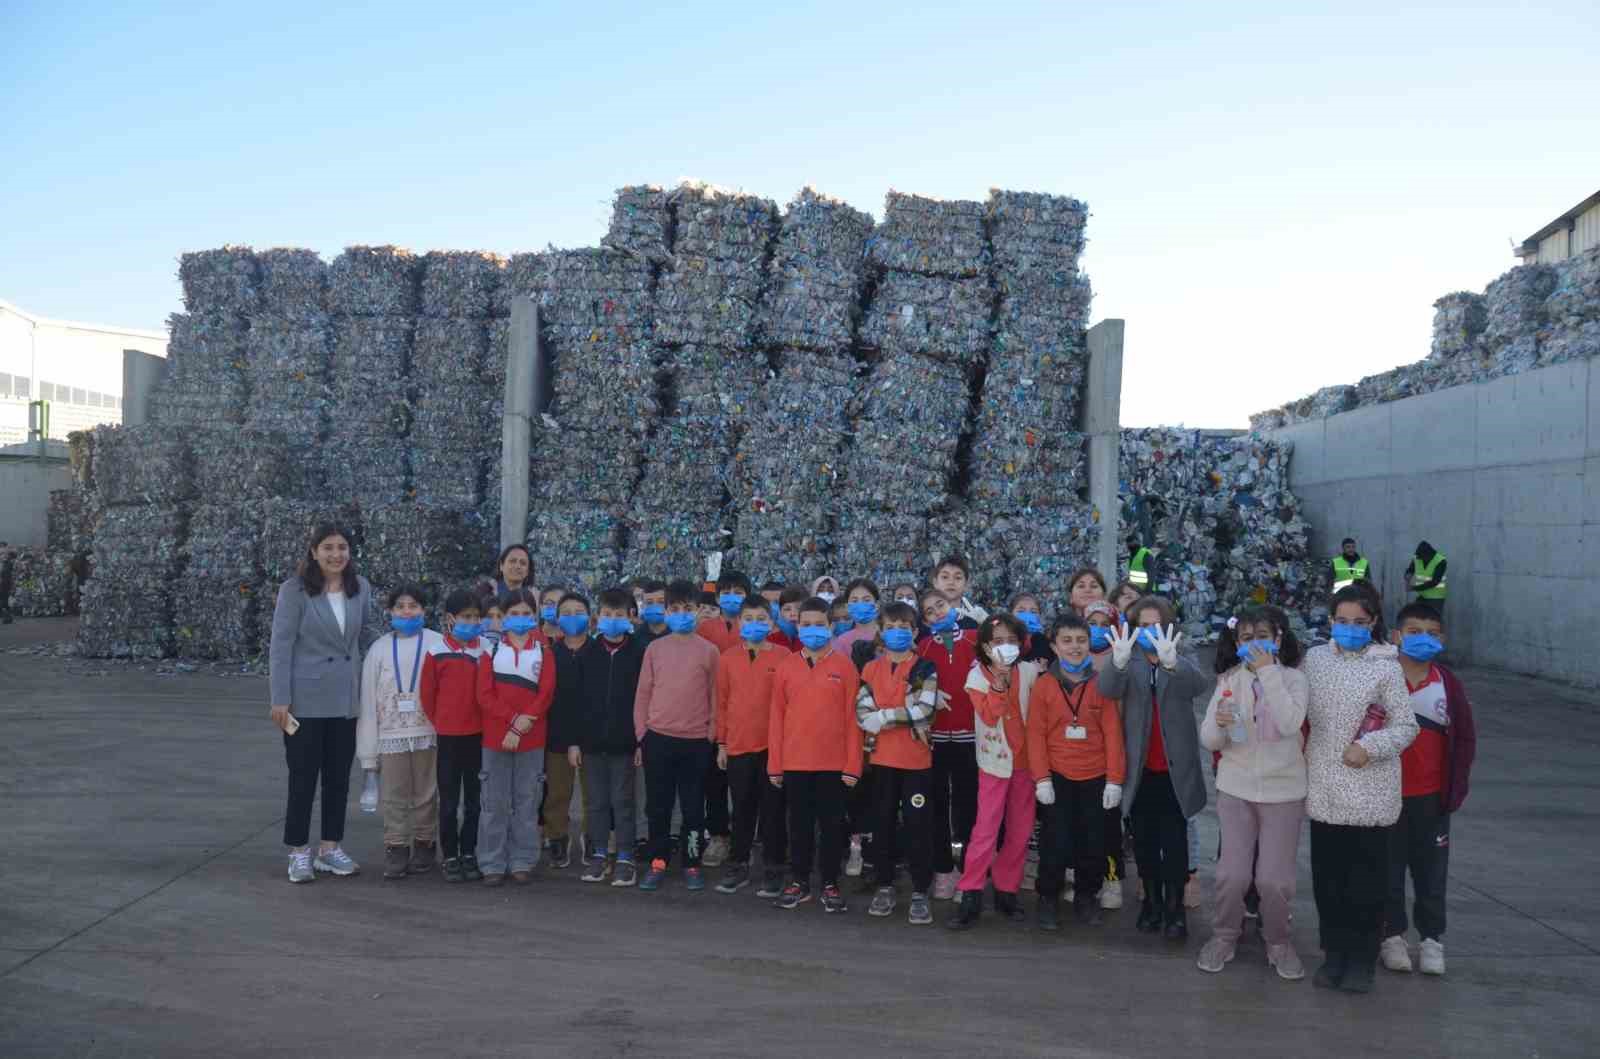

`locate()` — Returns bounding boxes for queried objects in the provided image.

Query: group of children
[337,545,1476,994]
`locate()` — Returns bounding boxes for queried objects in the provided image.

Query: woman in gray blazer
[1098,595,1208,941]
[269,523,374,883]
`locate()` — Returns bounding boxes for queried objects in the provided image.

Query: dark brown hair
[298,523,359,596]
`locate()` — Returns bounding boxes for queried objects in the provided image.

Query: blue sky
[2,2,1596,426]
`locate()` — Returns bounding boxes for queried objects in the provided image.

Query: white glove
[1035,778,1056,805]
[1154,624,1183,670]
[1102,782,1122,811]
[860,711,886,735]
[1109,622,1136,671]
[359,770,379,814]
[957,597,990,623]
[935,690,952,711]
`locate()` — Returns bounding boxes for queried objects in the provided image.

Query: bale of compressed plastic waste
[9,550,77,617]
[859,272,994,368]
[257,248,329,322]
[604,184,674,264]
[90,424,194,507]
[421,250,504,319]
[179,246,260,316]
[868,192,988,278]
[758,187,874,352]
[329,246,420,317]
[653,183,776,348]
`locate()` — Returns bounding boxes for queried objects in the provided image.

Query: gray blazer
[269,575,373,719]
[1098,651,1209,819]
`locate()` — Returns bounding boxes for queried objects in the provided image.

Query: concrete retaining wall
[1269,357,1600,687]
[0,459,72,548]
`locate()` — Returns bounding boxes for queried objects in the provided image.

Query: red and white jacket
[421,633,488,737]
[475,632,556,753]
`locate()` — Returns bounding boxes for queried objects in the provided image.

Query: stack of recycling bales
[10,550,77,617]
[844,193,992,580]
[717,189,864,583]
[77,423,192,658]
[622,186,777,580]
[972,190,1096,609]
[1541,247,1600,364]
[326,248,414,510]
[520,243,660,591]
[1119,428,1312,638]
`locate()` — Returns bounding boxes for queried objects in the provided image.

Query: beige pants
[381,747,439,847]
[543,750,583,840]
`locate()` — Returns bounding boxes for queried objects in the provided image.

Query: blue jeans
[478,748,544,874]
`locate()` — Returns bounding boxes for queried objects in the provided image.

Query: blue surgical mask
[775,615,798,638]
[740,620,772,644]
[881,627,915,652]
[1017,611,1043,634]
[597,616,632,639]
[666,612,698,635]
[1331,623,1372,652]
[1089,626,1113,652]
[718,593,745,617]
[557,614,589,637]
[832,620,854,636]
[1060,656,1094,675]
[1136,627,1158,651]
[1234,639,1279,662]
[1400,632,1443,662]
[391,614,424,636]
[769,601,781,620]
[929,611,958,634]
[797,625,832,651]
[847,600,879,625]
[450,621,483,641]
[641,603,666,625]
[503,615,537,636]
[540,604,558,623]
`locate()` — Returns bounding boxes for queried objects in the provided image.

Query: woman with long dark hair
[268,523,374,883]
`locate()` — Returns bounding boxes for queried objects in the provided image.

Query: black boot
[1314,950,1348,990]
[1163,883,1188,942]
[1074,892,1103,926]
[1340,954,1376,994]
[1037,894,1061,932]
[1136,877,1164,933]
[994,890,1027,924]
[946,890,981,931]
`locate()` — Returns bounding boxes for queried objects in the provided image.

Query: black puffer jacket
[575,635,647,754]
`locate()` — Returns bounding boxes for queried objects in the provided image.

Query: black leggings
[282,716,357,848]
[1131,769,1187,887]
[1312,820,1389,964]
[931,741,978,873]
[436,734,482,859]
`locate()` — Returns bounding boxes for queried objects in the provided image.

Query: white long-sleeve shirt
[357,630,443,768]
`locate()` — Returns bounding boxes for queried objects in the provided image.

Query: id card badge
[1065,725,1088,741]
[397,696,418,714]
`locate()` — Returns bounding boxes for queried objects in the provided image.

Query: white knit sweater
[357,630,443,768]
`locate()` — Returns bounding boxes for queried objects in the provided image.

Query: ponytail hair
[1215,604,1303,674]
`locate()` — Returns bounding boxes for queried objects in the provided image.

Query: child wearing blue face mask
[834,577,882,654]
[1081,599,1126,911]
[422,589,491,883]
[543,593,592,870]
[1380,603,1476,978]
[358,584,445,880]
[1009,592,1055,664]
[636,579,668,645]
[539,586,565,642]
[767,587,807,652]
[714,598,789,896]
[1198,607,1310,980]
[1301,586,1416,994]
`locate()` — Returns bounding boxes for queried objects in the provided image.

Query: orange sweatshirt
[1027,670,1126,783]
[969,665,1027,755]
[716,643,785,756]
[697,618,739,654]
[861,655,933,772]
[768,647,863,778]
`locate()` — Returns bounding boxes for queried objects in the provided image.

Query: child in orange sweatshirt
[768,596,863,914]
[1028,614,1127,930]
[474,588,556,885]
[421,588,490,884]
[714,597,789,897]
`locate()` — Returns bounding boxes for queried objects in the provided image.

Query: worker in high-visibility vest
[1330,537,1370,594]
[1127,543,1158,591]
[1406,540,1448,620]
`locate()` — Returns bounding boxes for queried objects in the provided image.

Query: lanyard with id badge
[1056,668,1090,741]
[393,635,424,713]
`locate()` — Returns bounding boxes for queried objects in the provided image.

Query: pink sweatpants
[958,768,1037,895]
[1213,791,1304,946]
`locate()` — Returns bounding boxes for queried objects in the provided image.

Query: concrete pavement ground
[1,618,1596,1057]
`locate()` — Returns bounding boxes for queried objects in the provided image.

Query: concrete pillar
[500,297,539,549]
[1085,320,1125,584]
[121,349,168,428]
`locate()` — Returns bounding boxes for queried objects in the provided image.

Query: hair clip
[1226,616,1239,630]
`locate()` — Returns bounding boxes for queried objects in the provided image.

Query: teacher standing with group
[269,523,375,883]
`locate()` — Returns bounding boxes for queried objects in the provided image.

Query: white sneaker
[313,846,360,876]
[1419,938,1445,976]
[932,871,959,900]
[701,835,729,868]
[845,837,864,877]
[287,849,314,883]
[1380,934,1413,973]
[1099,879,1123,910]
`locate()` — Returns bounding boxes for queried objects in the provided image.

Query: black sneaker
[460,854,484,882]
[821,884,848,914]
[756,869,784,899]
[776,881,811,910]
[442,856,465,883]
[716,863,751,894]
[549,836,571,869]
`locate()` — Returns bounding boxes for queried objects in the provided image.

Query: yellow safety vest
[1412,552,1448,600]
[1331,555,1369,593]
[1129,547,1151,588]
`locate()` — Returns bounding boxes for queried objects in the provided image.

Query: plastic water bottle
[360,770,379,813]
[1230,715,1248,744]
